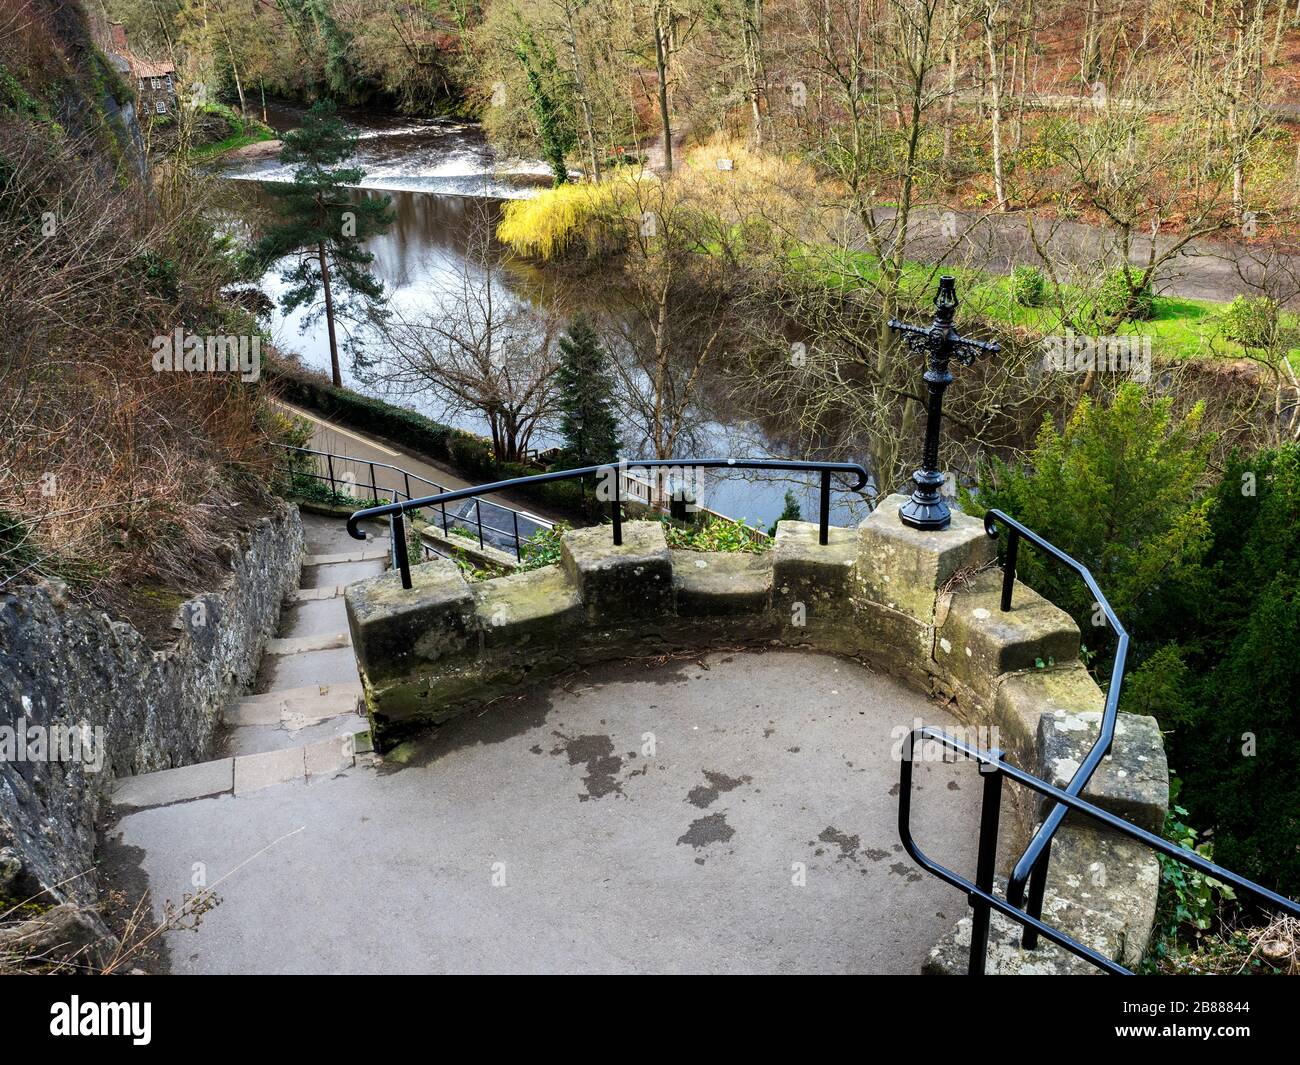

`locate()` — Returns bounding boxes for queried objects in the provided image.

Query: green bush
[1139,445,1300,894]
[1096,269,1155,322]
[974,409,1300,895]
[961,383,1213,651]
[768,489,802,537]
[658,515,769,553]
[1010,265,1047,308]
[1219,295,1279,350]
[518,522,570,571]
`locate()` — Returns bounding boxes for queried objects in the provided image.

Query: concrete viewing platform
[102,499,1169,975]
[105,650,991,974]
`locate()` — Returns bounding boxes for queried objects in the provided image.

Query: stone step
[112,726,372,809]
[286,585,346,604]
[935,569,1081,702]
[226,683,363,726]
[237,681,363,707]
[265,631,350,655]
[304,548,390,566]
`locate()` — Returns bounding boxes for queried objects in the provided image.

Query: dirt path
[895,207,1299,308]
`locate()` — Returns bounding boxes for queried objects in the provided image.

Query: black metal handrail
[346,458,871,587]
[277,443,552,562]
[982,508,1129,948]
[898,724,1300,974]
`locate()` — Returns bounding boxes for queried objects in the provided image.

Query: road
[276,401,575,527]
[898,208,1299,308]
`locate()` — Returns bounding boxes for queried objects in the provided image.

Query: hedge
[267,359,597,519]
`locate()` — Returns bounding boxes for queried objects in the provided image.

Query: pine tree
[555,315,619,467]
[768,489,802,537]
[255,100,394,386]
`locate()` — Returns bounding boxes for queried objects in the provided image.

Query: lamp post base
[898,470,951,530]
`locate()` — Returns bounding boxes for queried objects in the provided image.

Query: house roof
[107,23,176,82]
[132,59,177,80]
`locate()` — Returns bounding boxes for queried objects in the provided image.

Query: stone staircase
[112,512,384,810]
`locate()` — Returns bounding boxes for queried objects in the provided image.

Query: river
[224,102,870,529]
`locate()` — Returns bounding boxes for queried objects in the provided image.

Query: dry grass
[1153,914,1300,976]
[0,24,280,637]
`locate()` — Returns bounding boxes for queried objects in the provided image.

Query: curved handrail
[898,724,1300,974]
[982,508,1130,945]
[346,457,871,547]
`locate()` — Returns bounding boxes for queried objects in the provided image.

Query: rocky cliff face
[0,504,303,910]
[1,1,148,178]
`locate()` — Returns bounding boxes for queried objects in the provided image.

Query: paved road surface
[278,401,575,527]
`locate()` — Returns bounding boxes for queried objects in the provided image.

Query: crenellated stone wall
[345,495,1169,974]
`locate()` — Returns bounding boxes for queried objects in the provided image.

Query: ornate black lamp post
[887,276,1000,530]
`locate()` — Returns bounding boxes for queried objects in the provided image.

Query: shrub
[518,522,570,571]
[497,177,642,260]
[1220,294,1279,350]
[767,489,802,537]
[1096,269,1155,322]
[961,383,1214,649]
[1148,445,1300,894]
[658,515,769,553]
[1010,265,1047,307]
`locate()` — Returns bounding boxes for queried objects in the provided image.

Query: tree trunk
[943,0,960,168]
[654,3,673,171]
[561,0,601,181]
[985,6,1007,211]
[318,242,342,387]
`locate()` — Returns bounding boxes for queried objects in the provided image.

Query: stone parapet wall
[345,496,1169,974]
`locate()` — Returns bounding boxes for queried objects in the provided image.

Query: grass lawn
[189,103,275,163]
[800,248,1300,368]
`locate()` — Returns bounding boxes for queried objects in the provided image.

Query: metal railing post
[326,453,337,497]
[513,510,521,562]
[1020,846,1052,949]
[1000,528,1020,612]
[475,499,485,550]
[403,470,411,502]
[819,469,831,545]
[369,462,378,501]
[969,750,1005,976]
[612,472,622,546]
[391,507,412,590]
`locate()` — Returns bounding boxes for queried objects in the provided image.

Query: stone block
[473,566,584,648]
[561,521,673,624]
[936,570,1080,701]
[1044,824,1161,968]
[112,758,234,809]
[856,493,996,624]
[672,551,772,617]
[345,559,475,686]
[924,898,1110,976]
[1036,710,1169,835]
[993,662,1104,765]
[842,598,934,680]
[771,521,857,626]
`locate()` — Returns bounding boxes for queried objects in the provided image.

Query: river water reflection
[226,104,871,528]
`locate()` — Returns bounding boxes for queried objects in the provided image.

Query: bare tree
[361,211,565,463]
[598,175,741,457]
